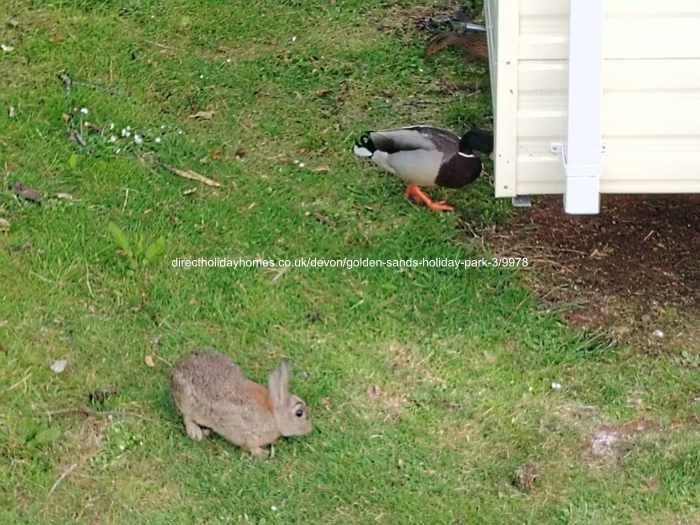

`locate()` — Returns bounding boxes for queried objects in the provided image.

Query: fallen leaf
[312,165,330,173]
[89,386,118,404]
[189,110,215,120]
[513,463,538,492]
[320,397,332,410]
[0,218,10,232]
[69,130,87,147]
[57,71,72,91]
[182,187,198,196]
[10,182,42,203]
[54,193,74,201]
[144,355,155,368]
[164,165,221,187]
[50,360,68,374]
[367,385,382,399]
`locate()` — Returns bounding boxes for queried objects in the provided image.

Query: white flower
[80,107,89,114]
[551,382,562,390]
[109,123,115,130]
[121,128,130,138]
[1,44,14,53]
[134,134,143,145]
[154,137,162,144]
[110,135,117,143]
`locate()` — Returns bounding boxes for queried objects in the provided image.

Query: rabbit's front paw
[184,418,207,441]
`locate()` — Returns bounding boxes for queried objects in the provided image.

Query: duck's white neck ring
[458,152,476,158]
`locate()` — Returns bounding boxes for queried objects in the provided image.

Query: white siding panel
[518,155,700,183]
[519,9,700,60]
[520,60,700,92]
[516,96,700,138]
[490,0,700,197]
[520,0,700,16]
[491,0,520,198]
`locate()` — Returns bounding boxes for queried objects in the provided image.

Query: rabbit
[171,349,312,457]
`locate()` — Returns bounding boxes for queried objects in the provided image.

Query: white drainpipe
[562,0,605,214]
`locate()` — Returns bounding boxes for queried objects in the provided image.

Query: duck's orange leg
[404,185,454,212]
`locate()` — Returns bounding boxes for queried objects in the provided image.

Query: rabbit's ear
[268,359,290,407]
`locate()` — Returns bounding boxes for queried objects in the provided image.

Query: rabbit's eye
[295,408,304,418]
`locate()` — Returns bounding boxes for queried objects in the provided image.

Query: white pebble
[551,382,562,390]
[50,359,68,374]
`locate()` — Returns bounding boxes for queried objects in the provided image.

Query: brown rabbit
[171,349,312,457]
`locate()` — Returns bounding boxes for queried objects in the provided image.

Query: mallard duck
[353,126,493,212]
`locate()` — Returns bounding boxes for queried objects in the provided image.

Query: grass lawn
[1,1,698,523]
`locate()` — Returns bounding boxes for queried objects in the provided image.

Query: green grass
[1,1,699,524]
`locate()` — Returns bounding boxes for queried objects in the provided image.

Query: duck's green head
[460,129,493,155]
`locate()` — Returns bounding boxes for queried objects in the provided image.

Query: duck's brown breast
[435,154,482,189]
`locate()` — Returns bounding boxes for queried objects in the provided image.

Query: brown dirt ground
[483,195,700,343]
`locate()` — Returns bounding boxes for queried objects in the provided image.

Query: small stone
[591,429,621,457]
[50,359,68,374]
[513,463,538,492]
[652,329,664,339]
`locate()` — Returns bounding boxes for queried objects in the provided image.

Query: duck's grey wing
[402,126,460,155]
[370,127,443,153]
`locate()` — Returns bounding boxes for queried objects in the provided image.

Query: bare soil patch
[484,195,700,336]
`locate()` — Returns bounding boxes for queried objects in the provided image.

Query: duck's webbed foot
[404,185,454,212]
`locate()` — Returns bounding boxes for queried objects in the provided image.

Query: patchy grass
[0,1,698,524]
